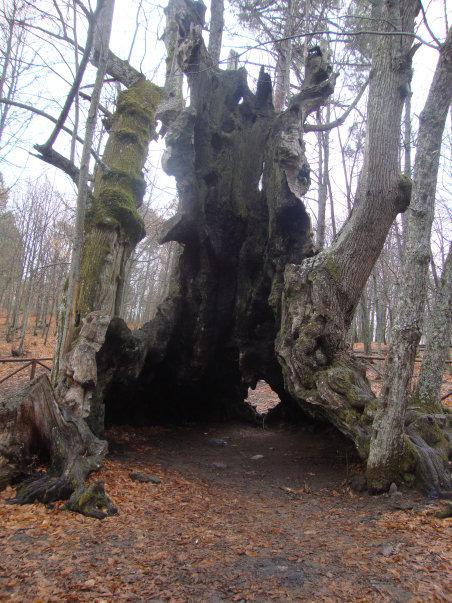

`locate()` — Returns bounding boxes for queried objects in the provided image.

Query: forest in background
[0,0,449,355]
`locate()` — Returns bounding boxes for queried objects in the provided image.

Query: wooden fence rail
[0,357,53,385]
[353,353,452,365]
[353,353,452,402]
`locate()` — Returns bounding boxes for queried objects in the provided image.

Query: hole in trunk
[245,380,282,416]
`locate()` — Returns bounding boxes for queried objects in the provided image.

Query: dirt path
[0,422,450,602]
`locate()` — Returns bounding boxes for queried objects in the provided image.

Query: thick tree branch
[32,145,80,184]
[98,49,143,87]
[0,97,103,166]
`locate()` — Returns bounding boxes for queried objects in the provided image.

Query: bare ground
[0,319,451,601]
[0,421,450,602]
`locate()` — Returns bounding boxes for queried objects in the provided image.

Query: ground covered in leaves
[1,422,450,602]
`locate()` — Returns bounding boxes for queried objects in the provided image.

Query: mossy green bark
[77,78,163,321]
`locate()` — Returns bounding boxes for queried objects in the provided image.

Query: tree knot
[395,174,412,213]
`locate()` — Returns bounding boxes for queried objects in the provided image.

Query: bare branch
[32,145,80,184]
[17,19,143,87]
[418,0,442,49]
[234,28,440,61]
[41,1,103,150]
[79,90,112,118]
[304,76,370,133]
[0,97,103,164]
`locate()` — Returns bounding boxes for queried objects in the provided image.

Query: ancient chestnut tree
[0,0,450,515]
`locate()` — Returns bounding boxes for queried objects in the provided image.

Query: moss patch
[396,173,412,212]
[323,253,339,281]
[76,79,162,323]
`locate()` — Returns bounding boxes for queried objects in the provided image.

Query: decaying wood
[0,374,115,518]
[92,5,334,427]
[92,0,448,494]
[87,16,343,430]
[56,312,111,429]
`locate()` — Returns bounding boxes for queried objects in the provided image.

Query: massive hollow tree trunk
[2,0,449,510]
[95,0,448,493]
[90,0,440,494]
[92,12,336,426]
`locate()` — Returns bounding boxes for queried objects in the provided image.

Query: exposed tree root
[277,256,450,495]
[0,374,115,518]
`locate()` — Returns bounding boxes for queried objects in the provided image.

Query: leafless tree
[367,26,452,491]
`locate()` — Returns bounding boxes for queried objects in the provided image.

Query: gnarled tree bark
[0,373,116,518]
[276,0,417,457]
[96,0,448,493]
[93,18,336,427]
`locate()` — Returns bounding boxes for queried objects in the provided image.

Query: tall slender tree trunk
[327,170,336,239]
[273,0,294,112]
[373,271,386,346]
[7,208,33,343]
[56,0,116,373]
[415,244,451,409]
[401,88,412,235]
[359,291,372,355]
[367,27,452,492]
[208,0,224,67]
[316,103,330,249]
